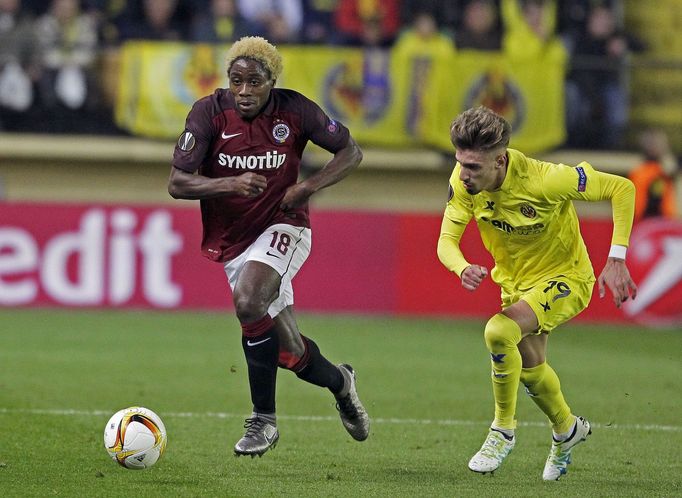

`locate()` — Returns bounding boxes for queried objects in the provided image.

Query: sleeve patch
[177,131,195,152]
[327,119,339,134]
[576,166,587,192]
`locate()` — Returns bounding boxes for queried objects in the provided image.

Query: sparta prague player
[169,36,369,457]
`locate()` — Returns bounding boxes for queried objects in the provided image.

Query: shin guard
[520,362,573,433]
[241,315,279,413]
[484,313,522,430]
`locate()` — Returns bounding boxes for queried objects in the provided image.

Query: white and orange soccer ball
[103,406,167,470]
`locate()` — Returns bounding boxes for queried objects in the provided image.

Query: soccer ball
[103,406,167,470]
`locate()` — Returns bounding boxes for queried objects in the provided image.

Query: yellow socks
[520,362,573,433]
[484,315,575,434]
[484,313,522,430]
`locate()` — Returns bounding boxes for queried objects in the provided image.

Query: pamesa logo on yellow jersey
[481,216,545,235]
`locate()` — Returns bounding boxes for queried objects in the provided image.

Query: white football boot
[543,416,592,480]
[468,429,515,473]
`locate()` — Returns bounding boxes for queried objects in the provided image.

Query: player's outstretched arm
[597,257,638,308]
[168,166,267,200]
[280,136,362,210]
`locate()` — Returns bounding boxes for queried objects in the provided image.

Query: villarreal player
[438,106,637,480]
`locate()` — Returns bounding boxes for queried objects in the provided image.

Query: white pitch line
[1,407,680,433]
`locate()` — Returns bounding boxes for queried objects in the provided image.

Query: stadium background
[1,2,682,497]
[1,0,681,326]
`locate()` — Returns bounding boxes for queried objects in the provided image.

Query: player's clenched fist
[280,182,314,210]
[233,172,267,197]
[461,264,488,291]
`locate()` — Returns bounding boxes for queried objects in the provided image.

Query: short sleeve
[172,97,217,173]
[299,94,350,153]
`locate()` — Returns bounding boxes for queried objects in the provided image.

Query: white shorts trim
[223,224,312,317]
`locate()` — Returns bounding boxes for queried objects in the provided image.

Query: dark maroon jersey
[172,88,350,262]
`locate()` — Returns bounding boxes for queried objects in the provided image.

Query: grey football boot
[335,364,370,441]
[234,416,279,457]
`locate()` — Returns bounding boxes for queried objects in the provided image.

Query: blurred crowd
[0,0,645,149]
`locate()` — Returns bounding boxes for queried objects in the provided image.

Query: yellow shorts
[501,273,595,333]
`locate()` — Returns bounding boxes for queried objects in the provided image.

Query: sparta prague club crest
[272,123,290,144]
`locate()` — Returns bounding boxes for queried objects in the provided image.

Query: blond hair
[225,36,283,81]
[450,106,511,151]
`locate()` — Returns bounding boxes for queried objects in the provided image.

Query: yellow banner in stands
[279,46,418,147]
[419,48,568,152]
[116,42,228,139]
[116,42,566,153]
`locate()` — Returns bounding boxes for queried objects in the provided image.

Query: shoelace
[548,444,571,466]
[336,394,359,419]
[480,434,508,459]
[242,417,267,438]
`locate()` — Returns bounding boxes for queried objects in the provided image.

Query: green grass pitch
[1,309,681,497]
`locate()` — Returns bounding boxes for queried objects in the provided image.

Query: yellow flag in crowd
[116,41,567,154]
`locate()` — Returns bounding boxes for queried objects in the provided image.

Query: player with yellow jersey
[437,106,637,480]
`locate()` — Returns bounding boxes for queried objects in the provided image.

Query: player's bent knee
[484,313,522,350]
[233,292,270,324]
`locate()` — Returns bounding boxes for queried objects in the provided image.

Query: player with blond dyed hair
[224,36,284,81]
[438,106,637,480]
[169,36,369,457]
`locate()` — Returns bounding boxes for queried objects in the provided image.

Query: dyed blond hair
[450,106,511,151]
[225,36,283,81]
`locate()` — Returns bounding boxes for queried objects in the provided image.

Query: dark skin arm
[168,136,362,205]
[167,167,267,200]
[280,136,363,210]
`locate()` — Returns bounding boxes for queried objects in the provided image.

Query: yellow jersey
[439,148,635,292]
